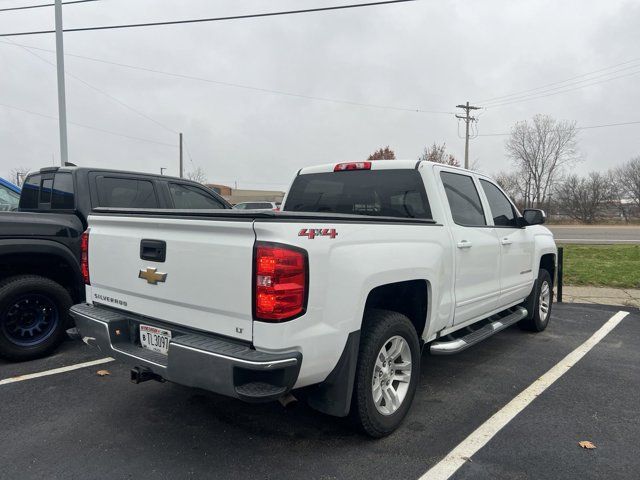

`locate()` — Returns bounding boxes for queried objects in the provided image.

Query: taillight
[334,161,371,172]
[81,229,90,285]
[254,243,307,321]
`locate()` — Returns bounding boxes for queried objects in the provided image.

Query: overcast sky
[1,0,639,189]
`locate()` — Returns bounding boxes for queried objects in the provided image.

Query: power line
[477,120,640,137]
[476,56,640,104]
[6,41,177,134]
[0,0,417,37]
[482,65,640,108]
[0,39,453,115]
[0,0,97,13]
[0,101,176,146]
[483,68,640,109]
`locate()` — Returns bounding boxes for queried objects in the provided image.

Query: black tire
[351,309,421,438]
[519,269,553,332]
[0,275,72,361]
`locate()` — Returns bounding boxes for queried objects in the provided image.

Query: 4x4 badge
[138,267,167,285]
[298,228,338,239]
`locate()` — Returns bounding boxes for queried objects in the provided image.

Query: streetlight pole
[54,0,69,166]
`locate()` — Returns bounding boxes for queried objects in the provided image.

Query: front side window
[440,171,486,226]
[169,183,226,209]
[96,177,158,208]
[480,179,518,227]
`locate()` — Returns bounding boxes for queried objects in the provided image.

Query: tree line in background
[495,114,640,223]
[368,114,640,224]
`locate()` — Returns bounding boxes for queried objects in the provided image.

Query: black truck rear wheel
[0,275,72,361]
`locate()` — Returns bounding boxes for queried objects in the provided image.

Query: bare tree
[616,156,640,212]
[418,142,460,166]
[9,166,31,186]
[367,146,396,160]
[505,114,580,208]
[494,171,526,208]
[185,167,207,184]
[609,169,632,222]
[555,172,612,224]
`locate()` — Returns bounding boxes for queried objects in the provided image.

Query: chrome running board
[430,306,528,355]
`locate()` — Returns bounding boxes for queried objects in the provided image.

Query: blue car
[0,177,21,211]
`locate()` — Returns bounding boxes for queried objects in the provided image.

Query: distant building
[205,183,285,205]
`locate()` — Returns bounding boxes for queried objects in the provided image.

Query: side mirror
[522,209,546,226]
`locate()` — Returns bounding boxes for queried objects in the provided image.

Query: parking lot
[1,302,638,480]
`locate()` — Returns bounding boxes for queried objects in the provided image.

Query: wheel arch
[0,240,83,302]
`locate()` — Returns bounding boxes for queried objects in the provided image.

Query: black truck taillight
[254,242,307,321]
[81,229,90,285]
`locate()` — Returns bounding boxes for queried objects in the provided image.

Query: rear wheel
[0,275,72,361]
[351,309,421,437]
[520,269,553,332]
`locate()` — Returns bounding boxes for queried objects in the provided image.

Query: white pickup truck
[70,160,556,437]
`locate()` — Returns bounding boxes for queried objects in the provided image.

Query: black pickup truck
[0,166,230,361]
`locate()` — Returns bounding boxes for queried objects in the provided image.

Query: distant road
[547,225,640,244]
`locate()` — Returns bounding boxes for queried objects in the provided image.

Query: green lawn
[559,244,640,289]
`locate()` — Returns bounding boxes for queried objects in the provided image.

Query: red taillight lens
[81,229,90,285]
[334,161,371,172]
[254,243,307,321]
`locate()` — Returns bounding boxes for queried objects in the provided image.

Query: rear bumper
[69,303,301,402]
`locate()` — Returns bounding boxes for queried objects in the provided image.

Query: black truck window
[19,174,41,209]
[168,183,226,209]
[284,169,432,219]
[51,172,75,210]
[96,177,158,208]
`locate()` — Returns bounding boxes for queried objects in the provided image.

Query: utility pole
[179,132,183,178]
[455,102,481,169]
[54,0,68,166]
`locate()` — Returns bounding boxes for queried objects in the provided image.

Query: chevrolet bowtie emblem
[138,267,167,285]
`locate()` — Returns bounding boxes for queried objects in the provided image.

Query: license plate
[140,324,172,355]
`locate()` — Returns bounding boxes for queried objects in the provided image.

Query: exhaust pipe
[278,393,298,408]
[130,366,164,384]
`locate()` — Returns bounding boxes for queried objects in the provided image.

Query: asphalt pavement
[547,225,640,244]
[0,303,637,480]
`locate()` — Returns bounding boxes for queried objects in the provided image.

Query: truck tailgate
[87,215,255,342]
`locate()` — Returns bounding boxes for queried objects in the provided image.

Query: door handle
[457,240,473,249]
[500,237,513,246]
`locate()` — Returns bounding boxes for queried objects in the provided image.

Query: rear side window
[19,174,41,209]
[96,177,158,208]
[51,173,75,209]
[440,172,486,226]
[169,183,226,209]
[284,169,432,219]
[480,179,518,227]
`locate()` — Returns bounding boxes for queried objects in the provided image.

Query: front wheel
[351,309,421,438]
[520,269,553,332]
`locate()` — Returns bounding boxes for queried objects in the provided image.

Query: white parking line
[419,310,629,480]
[0,357,114,386]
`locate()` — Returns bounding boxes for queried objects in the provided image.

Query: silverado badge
[138,267,167,285]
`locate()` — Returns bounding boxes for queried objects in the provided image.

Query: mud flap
[307,330,360,417]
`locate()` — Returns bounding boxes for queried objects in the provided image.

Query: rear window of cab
[284,169,432,219]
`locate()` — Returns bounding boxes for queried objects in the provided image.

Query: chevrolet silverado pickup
[71,160,556,437]
[0,166,230,361]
